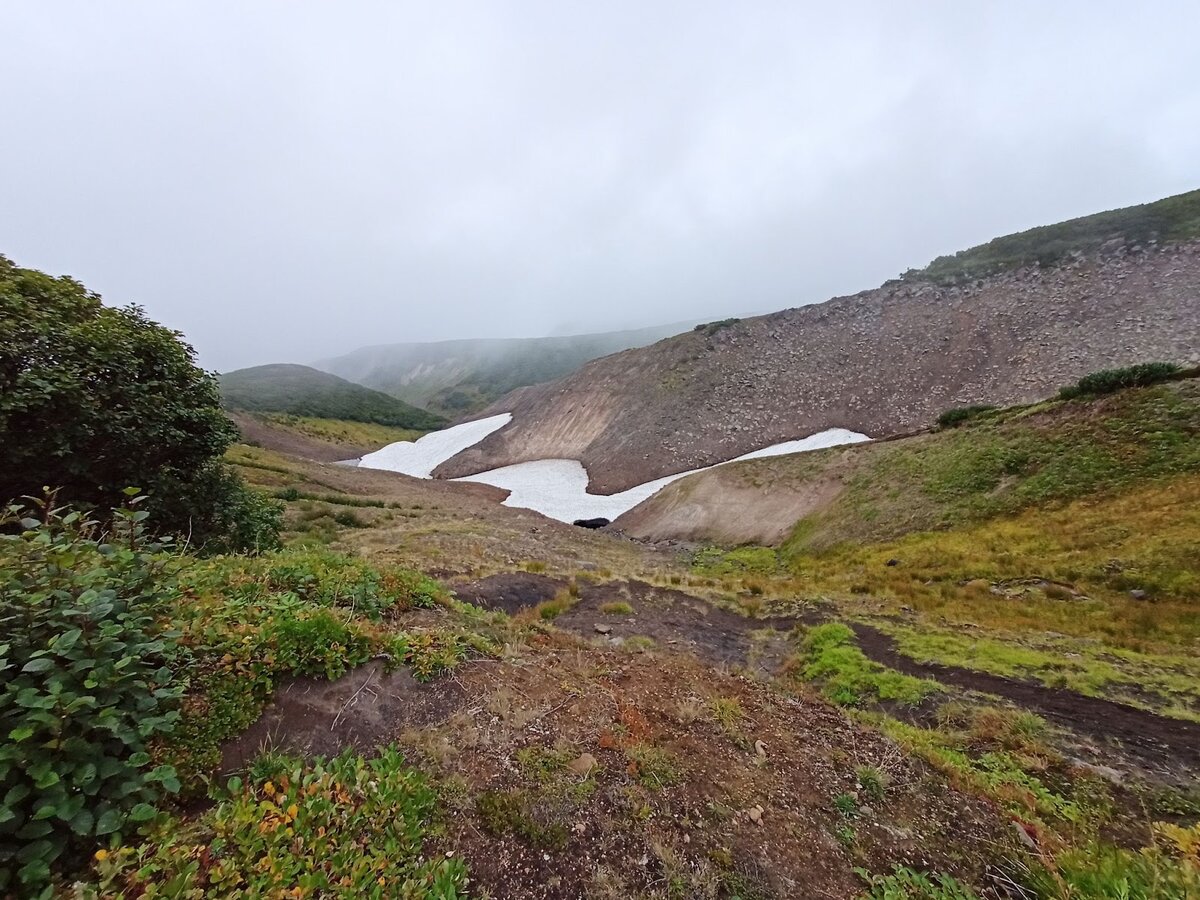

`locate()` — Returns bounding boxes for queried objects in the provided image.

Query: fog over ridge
[2,1,1198,371]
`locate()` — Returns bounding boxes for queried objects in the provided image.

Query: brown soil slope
[435,241,1200,492]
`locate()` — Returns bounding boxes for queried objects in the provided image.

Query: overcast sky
[3,2,1198,371]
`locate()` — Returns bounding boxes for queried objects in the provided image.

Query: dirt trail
[852,623,1200,776]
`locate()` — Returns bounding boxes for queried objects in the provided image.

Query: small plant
[625,744,681,789]
[833,793,859,817]
[835,825,857,849]
[623,635,657,652]
[535,590,574,620]
[333,508,367,528]
[476,789,569,849]
[855,865,980,899]
[856,766,889,802]
[600,601,633,615]
[675,697,705,725]
[710,697,744,733]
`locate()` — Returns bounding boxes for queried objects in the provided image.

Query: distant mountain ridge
[433,189,1200,492]
[219,363,446,430]
[315,321,695,418]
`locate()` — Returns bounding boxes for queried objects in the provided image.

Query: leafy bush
[856,865,979,899]
[87,746,467,897]
[0,254,280,553]
[264,609,371,680]
[936,405,997,428]
[1058,362,1183,399]
[0,500,183,892]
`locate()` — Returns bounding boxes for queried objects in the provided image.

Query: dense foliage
[0,499,182,893]
[219,363,446,430]
[1058,362,1184,399]
[0,254,280,552]
[936,404,998,428]
[86,747,468,898]
[911,188,1200,283]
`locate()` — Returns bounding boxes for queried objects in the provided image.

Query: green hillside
[316,322,693,417]
[911,187,1200,283]
[219,364,445,430]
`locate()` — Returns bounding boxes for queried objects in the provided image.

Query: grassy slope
[912,187,1200,283]
[219,363,446,430]
[688,379,1200,720]
[772,377,1200,556]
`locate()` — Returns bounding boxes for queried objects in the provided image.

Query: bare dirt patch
[219,660,466,775]
[615,460,846,545]
[449,572,567,615]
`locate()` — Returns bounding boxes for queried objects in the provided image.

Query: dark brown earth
[450,572,567,614]
[219,660,466,775]
[852,624,1200,780]
[436,241,1200,492]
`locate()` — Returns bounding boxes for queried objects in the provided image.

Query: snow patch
[455,428,870,522]
[358,414,870,523]
[357,413,512,478]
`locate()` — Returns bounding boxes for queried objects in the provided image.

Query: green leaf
[129,803,156,822]
[69,808,94,835]
[94,808,121,836]
[50,629,82,653]
[8,725,35,742]
[21,658,55,674]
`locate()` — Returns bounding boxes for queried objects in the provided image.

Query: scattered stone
[746,805,764,826]
[568,752,598,776]
[1013,821,1039,851]
[885,558,900,567]
[1071,759,1125,784]
[594,624,612,635]
[754,740,768,759]
[1129,589,1148,601]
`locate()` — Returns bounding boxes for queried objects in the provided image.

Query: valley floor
[189,422,1200,899]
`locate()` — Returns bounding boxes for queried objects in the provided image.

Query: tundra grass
[259,413,426,449]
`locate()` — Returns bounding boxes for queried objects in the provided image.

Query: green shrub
[0,254,280,554]
[1058,362,1182,400]
[88,746,467,897]
[936,405,998,428]
[0,501,183,892]
[264,609,371,680]
[856,865,979,899]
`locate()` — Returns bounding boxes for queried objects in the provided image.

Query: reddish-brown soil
[413,635,1014,900]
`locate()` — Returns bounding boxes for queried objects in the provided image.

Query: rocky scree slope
[435,240,1200,493]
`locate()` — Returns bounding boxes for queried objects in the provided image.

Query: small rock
[594,624,612,635]
[746,805,764,825]
[754,740,767,759]
[1013,821,1038,851]
[1129,589,1148,601]
[885,558,900,567]
[568,753,598,776]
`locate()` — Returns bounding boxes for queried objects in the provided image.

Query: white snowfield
[356,415,869,523]
[357,413,513,478]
